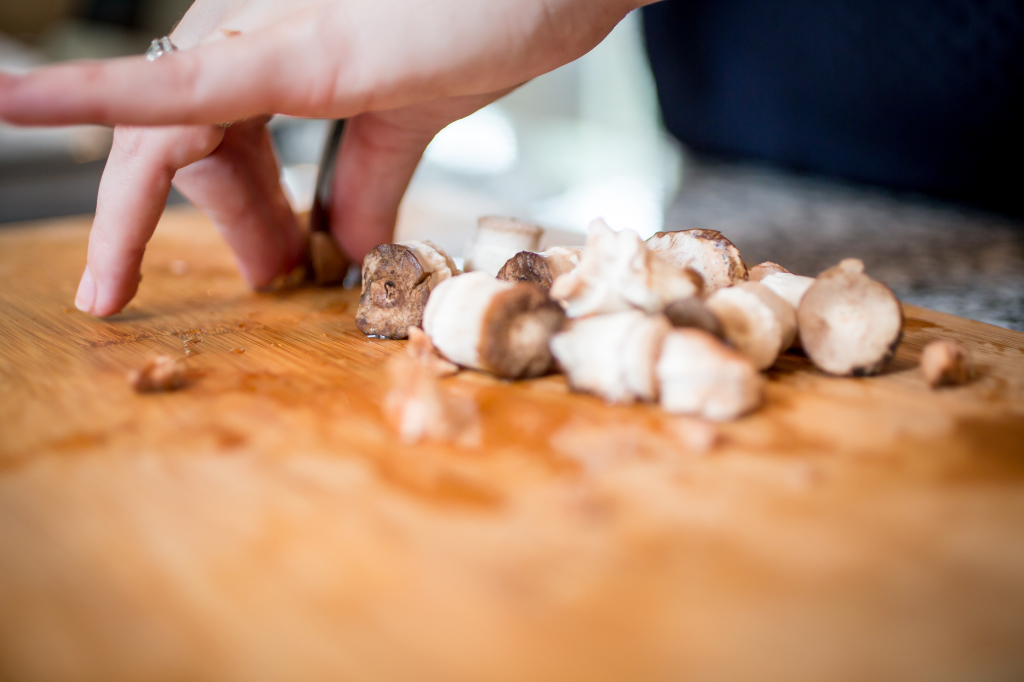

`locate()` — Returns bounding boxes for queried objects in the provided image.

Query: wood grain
[1,208,1023,682]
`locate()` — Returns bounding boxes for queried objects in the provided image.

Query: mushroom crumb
[423,272,565,379]
[464,216,543,277]
[921,339,972,388]
[356,240,459,339]
[129,356,186,393]
[496,246,583,290]
[550,218,701,318]
[646,229,748,293]
[798,258,903,376]
[383,355,481,447]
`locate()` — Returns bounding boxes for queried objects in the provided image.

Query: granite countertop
[664,158,1024,331]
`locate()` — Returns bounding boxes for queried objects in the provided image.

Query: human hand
[0,0,644,316]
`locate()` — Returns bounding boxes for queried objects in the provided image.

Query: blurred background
[1,0,1021,330]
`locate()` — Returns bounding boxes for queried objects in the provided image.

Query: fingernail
[75,266,96,313]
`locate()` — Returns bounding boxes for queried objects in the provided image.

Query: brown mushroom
[496,246,583,290]
[646,228,748,292]
[921,339,972,387]
[797,258,903,376]
[464,216,543,277]
[423,272,565,379]
[356,240,460,339]
[309,231,350,286]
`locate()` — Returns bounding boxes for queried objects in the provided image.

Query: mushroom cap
[646,229,748,292]
[748,261,790,282]
[657,329,764,421]
[356,243,431,339]
[706,282,797,370]
[400,240,460,289]
[797,259,903,376]
[497,251,554,288]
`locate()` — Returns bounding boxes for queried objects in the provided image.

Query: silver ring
[145,36,178,62]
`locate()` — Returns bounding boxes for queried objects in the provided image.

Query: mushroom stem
[705,282,797,370]
[657,329,764,421]
[797,258,903,376]
[921,339,972,387]
[759,272,815,310]
[423,272,565,379]
[464,216,543,277]
[550,311,672,404]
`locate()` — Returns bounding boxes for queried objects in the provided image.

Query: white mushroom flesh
[464,216,542,276]
[646,229,748,292]
[550,311,671,404]
[759,272,815,309]
[705,282,797,370]
[657,329,764,421]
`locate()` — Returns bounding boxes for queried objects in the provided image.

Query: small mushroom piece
[129,355,186,393]
[663,297,724,339]
[759,272,815,310]
[705,282,797,370]
[356,240,460,339]
[496,246,584,290]
[646,229,748,292]
[550,311,672,404]
[748,261,790,282]
[798,258,903,376]
[423,272,565,379]
[383,354,481,446]
[464,216,543,277]
[921,339,972,388]
[657,329,764,421]
[406,327,460,377]
[549,219,701,318]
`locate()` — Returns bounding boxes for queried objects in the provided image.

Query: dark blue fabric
[643,0,1024,216]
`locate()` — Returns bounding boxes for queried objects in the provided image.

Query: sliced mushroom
[646,229,748,292]
[663,297,724,339]
[798,258,903,376]
[356,240,460,339]
[705,282,797,370]
[550,311,672,404]
[759,272,815,310]
[464,216,543,277]
[921,339,972,388]
[423,272,565,379]
[384,354,480,446]
[748,261,790,282]
[406,327,460,377]
[549,218,701,318]
[657,329,764,421]
[496,246,583,290]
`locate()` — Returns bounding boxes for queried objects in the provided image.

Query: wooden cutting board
[1,208,1023,682]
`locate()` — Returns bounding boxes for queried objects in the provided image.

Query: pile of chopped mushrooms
[355,215,966,421]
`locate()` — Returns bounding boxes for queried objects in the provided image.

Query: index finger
[0,22,352,127]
